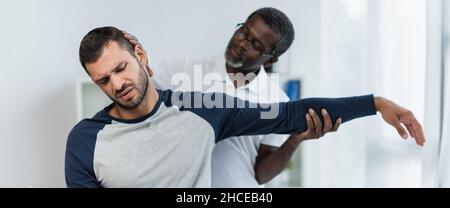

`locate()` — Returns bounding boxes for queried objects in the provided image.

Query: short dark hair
[247,7,295,57]
[79,26,134,73]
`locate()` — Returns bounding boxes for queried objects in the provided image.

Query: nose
[238,39,247,49]
[110,75,125,92]
[237,39,248,53]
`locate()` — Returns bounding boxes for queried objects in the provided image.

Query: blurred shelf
[76,78,111,122]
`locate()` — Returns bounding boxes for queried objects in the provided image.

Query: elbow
[255,171,270,185]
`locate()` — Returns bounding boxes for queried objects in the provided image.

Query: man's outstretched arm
[176,91,425,146]
[121,31,425,145]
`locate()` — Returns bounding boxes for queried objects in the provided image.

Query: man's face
[86,41,149,110]
[225,15,281,72]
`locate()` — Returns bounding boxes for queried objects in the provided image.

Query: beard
[225,51,244,68]
[109,66,149,110]
[226,58,243,68]
[225,43,246,69]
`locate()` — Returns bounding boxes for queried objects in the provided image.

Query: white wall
[0,0,316,187]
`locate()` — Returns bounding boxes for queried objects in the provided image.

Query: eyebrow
[94,61,127,84]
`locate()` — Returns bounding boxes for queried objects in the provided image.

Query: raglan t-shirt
[65,89,376,188]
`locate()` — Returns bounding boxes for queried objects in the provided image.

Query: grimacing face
[85,41,149,110]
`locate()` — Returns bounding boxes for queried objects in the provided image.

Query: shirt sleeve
[174,91,377,143]
[65,123,103,188]
[260,134,290,147]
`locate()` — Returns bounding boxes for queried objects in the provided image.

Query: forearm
[255,135,302,184]
[188,91,377,141]
[255,94,377,135]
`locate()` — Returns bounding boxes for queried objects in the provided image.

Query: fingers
[122,31,144,49]
[127,37,142,47]
[405,124,421,146]
[305,113,314,134]
[309,108,323,135]
[322,109,332,132]
[129,39,139,46]
[319,109,341,135]
[408,121,425,146]
[123,32,138,42]
[404,122,425,146]
[400,111,426,146]
[297,114,314,138]
[331,118,342,132]
[405,124,416,139]
[410,118,425,146]
[393,120,409,140]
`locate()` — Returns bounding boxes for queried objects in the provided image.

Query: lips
[116,87,134,101]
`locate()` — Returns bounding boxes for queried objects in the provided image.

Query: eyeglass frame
[234,23,275,58]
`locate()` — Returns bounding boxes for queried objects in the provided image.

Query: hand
[291,108,342,143]
[374,96,426,146]
[122,30,150,70]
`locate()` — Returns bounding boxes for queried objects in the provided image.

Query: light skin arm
[374,96,425,146]
[255,109,341,184]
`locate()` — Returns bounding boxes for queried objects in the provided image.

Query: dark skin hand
[255,109,341,184]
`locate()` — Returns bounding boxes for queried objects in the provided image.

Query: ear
[263,57,278,68]
[134,44,148,67]
[134,45,153,77]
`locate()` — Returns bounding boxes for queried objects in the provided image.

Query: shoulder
[66,110,112,154]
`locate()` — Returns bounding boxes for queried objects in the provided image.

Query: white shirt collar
[210,58,271,95]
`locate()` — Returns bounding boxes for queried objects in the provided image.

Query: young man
[123,7,425,187]
[65,26,424,188]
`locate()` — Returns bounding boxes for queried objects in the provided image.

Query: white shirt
[151,56,290,187]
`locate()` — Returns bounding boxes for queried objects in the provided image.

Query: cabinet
[75,78,111,122]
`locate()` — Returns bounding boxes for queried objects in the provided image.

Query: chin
[226,60,243,68]
[225,56,243,68]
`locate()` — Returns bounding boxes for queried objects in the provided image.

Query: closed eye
[115,63,127,73]
[97,77,109,85]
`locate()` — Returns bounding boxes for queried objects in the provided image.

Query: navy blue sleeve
[168,90,376,142]
[65,120,104,188]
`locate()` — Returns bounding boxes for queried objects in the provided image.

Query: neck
[110,83,159,120]
[225,63,259,88]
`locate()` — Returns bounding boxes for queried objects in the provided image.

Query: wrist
[374,96,385,112]
[288,134,305,144]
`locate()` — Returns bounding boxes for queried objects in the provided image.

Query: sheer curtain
[299,0,427,187]
[438,0,450,187]
[439,37,450,187]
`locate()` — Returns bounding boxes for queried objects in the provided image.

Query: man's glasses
[235,23,274,58]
